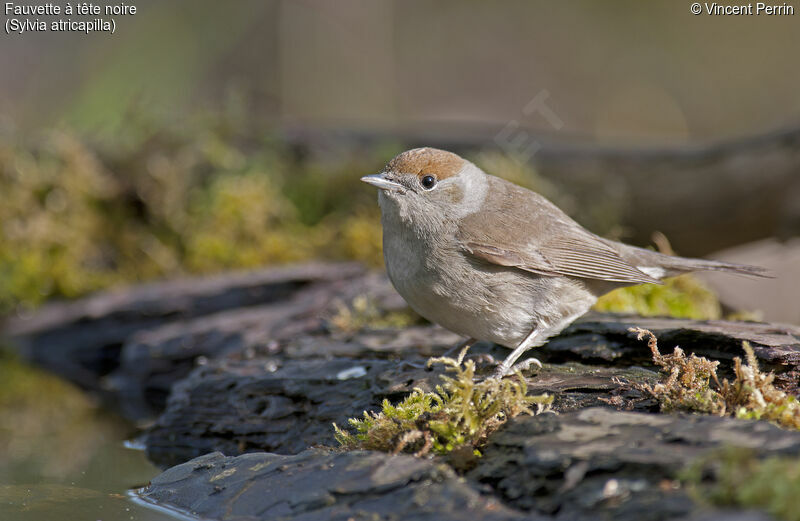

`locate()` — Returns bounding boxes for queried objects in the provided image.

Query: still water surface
[0,355,179,521]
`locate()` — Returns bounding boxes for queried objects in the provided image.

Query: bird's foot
[397,359,430,370]
[470,353,499,365]
[494,357,542,378]
[439,337,477,360]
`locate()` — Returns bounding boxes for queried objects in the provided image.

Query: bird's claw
[494,357,542,378]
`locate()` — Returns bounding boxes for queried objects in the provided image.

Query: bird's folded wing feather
[456,178,661,285]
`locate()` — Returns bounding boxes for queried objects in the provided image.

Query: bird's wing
[456,176,661,285]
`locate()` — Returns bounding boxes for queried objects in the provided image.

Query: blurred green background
[2,0,799,316]
[1,2,799,518]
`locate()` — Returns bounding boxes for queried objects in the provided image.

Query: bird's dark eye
[421,175,436,189]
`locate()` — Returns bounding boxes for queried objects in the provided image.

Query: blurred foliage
[682,447,800,521]
[0,109,389,315]
[328,295,420,334]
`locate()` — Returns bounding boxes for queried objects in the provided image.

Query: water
[0,356,179,521]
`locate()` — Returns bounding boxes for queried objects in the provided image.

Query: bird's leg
[494,326,544,377]
[398,337,476,370]
[495,308,591,377]
[441,337,477,359]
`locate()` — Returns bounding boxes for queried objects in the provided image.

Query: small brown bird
[361,147,769,376]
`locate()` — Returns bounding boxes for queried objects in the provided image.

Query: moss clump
[681,448,800,521]
[725,343,800,427]
[631,326,724,414]
[328,295,420,334]
[595,274,722,320]
[333,350,553,457]
[630,327,800,429]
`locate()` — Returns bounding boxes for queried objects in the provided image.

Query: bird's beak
[360,173,405,193]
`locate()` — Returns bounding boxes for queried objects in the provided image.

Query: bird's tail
[659,256,773,279]
[608,239,774,280]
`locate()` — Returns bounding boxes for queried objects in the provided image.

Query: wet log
[139,409,794,521]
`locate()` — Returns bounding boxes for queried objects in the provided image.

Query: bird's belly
[385,252,534,348]
[424,294,532,348]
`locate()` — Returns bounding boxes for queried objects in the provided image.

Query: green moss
[0,113,388,314]
[595,274,722,320]
[333,350,553,457]
[630,328,800,429]
[681,448,800,521]
[725,342,800,429]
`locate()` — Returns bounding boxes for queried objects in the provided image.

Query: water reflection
[0,354,176,521]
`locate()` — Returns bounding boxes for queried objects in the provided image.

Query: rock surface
[139,449,533,521]
[4,263,800,520]
[471,408,800,520]
[140,409,793,521]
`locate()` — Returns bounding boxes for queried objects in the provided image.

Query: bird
[361,147,770,376]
